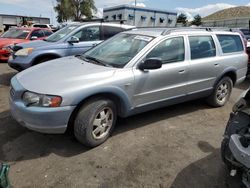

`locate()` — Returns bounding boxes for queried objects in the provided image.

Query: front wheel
[74,98,117,147]
[207,76,233,107]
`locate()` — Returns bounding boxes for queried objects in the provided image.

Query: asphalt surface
[0,62,249,188]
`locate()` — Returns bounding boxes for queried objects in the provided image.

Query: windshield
[45,25,78,42]
[84,33,153,68]
[241,29,250,39]
[1,29,30,39]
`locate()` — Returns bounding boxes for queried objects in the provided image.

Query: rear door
[66,26,102,56]
[186,35,219,95]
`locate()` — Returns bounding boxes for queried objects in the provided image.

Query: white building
[103,5,177,27]
[0,14,50,32]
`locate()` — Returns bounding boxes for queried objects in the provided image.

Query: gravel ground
[0,63,249,188]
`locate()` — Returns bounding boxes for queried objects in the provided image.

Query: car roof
[10,27,51,31]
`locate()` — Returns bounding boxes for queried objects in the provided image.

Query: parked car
[232,28,250,63]
[8,23,135,71]
[32,24,59,32]
[0,27,53,61]
[221,88,250,188]
[9,28,248,147]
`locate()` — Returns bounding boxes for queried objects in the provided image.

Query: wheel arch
[215,68,237,87]
[67,90,131,131]
[32,53,62,65]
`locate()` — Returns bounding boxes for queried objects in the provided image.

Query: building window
[104,16,109,20]
[151,17,156,21]
[118,14,122,20]
[112,15,116,20]
[141,16,146,21]
[160,17,165,23]
[128,14,134,20]
[168,19,173,24]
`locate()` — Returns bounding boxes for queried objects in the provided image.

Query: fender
[213,67,237,88]
[72,86,132,117]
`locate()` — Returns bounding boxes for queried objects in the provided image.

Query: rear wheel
[207,76,233,107]
[74,98,117,147]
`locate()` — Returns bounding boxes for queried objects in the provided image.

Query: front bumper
[0,49,10,61]
[9,97,76,134]
[9,77,76,134]
[8,55,33,71]
[229,134,250,169]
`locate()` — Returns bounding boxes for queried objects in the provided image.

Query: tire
[207,76,233,107]
[74,98,117,147]
[221,138,230,166]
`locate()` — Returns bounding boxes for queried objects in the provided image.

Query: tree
[177,13,187,26]
[191,14,202,26]
[54,0,97,23]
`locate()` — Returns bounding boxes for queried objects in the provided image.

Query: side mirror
[138,58,162,70]
[67,36,79,44]
[30,36,38,40]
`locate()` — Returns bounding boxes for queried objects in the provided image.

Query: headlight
[22,91,62,107]
[15,48,33,56]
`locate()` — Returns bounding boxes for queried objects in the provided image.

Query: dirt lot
[0,63,249,188]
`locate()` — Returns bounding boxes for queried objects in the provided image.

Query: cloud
[176,3,236,21]
[95,0,146,8]
[132,2,146,7]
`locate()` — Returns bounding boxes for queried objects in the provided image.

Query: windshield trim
[45,25,80,42]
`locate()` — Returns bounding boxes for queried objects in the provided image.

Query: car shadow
[0,72,17,86]
[0,99,211,163]
[170,141,243,188]
[235,76,250,90]
[113,99,211,136]
[0,110,87,162]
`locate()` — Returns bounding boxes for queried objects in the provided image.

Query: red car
[0,27,53,61]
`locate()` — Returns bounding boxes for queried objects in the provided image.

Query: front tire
[74,98,117,147]
[207,76,233,107]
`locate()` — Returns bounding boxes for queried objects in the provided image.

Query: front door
[132,36,189,108]
[66,26,102,56]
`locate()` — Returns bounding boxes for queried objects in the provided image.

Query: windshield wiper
[84,55,112,67]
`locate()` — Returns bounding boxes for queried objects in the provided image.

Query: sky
[0,0,250,25]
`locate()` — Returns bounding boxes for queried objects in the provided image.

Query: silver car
[9,28,248,147]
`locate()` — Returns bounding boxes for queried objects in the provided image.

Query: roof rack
[80,18,126,24]
[161,27,212,35]
[161,27,236,35]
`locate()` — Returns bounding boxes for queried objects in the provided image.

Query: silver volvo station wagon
[9,28,249,147]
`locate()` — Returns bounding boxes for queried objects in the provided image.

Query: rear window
[217,34,243,53]
[189,36,216,60]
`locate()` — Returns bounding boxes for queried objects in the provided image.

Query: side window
[72,26,100,42]
[217,34,244,53]
[189,36,216,60]
[102,26,123,40]
[146,37,185,63]
[43,30,53,37]
[30,30,45,38]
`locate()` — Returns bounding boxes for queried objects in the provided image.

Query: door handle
[214,63,219,66]
[92,43,97,47]
[179,70,185,73]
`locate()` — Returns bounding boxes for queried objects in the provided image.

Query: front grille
[10,87,15,98]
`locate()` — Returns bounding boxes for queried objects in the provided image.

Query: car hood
[0,38,28,48]
[16,56,117,95]
[16,40,54,49]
